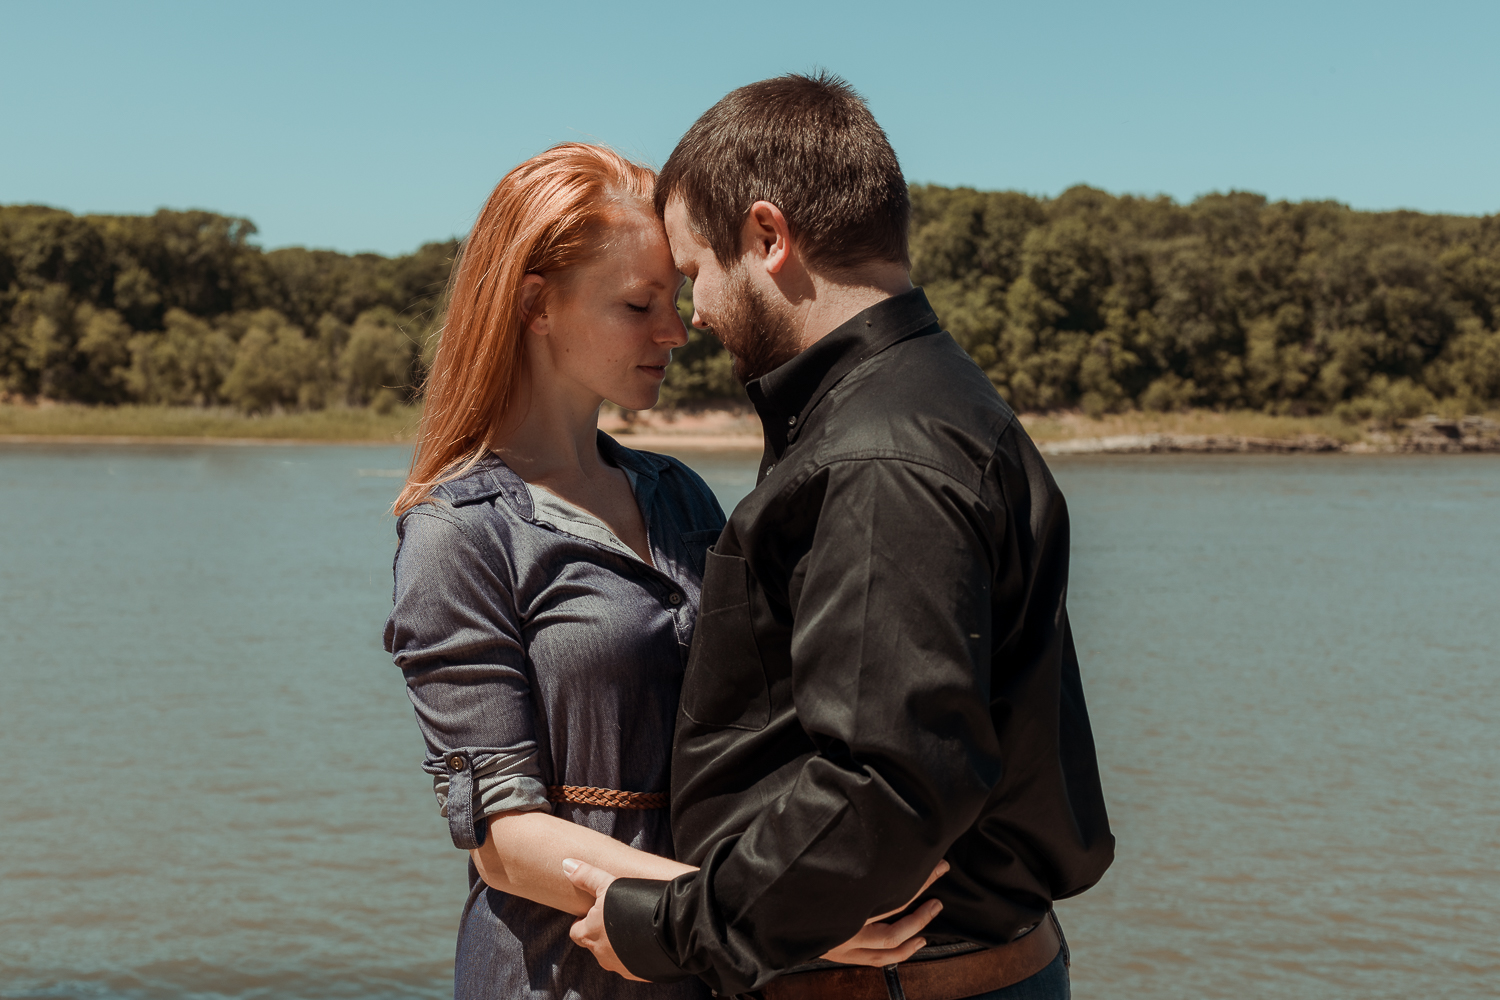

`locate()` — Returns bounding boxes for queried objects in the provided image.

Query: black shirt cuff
[604,877,689,983]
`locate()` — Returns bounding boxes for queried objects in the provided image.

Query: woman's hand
[819,860,949,967]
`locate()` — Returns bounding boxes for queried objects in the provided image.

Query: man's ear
[518,274,549,334]
[741,201,793,276]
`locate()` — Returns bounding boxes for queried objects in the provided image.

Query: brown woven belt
[546,785,668,810]
[762,916,1061,1000]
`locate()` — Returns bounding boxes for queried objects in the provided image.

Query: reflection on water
[0,445,1495,1000]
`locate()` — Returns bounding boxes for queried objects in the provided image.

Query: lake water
[0,444,1495,999]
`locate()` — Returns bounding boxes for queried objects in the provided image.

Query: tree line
[0,205,452,413]
[911,185,1500,421]
[3,188,1498,419]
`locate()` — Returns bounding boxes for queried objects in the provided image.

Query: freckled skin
[533,210,688,412]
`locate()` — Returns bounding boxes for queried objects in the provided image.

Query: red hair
[395,144,655,516]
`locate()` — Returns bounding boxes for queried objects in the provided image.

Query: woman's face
[530,209,688,412]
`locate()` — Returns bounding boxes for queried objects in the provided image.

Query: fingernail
[930,900,943,913]
[915,939,927,949]
[562,858,580,875]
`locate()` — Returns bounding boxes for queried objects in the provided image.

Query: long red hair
[395,144,655,516]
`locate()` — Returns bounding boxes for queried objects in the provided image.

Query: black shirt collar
[746,287,940,466]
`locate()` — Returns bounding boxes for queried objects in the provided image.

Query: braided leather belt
[547,785,668,809]
[762,915,1061,1000]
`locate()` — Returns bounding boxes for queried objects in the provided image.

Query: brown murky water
[0,446,1494,999]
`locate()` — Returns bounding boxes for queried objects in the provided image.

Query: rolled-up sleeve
[384,508,551,850]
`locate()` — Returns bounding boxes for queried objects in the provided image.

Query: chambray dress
[384,433,723,1000]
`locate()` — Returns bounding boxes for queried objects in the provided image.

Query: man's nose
[691,309,709,331]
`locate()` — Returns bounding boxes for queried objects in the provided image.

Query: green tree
[219,310,322,413]
[339,306,418,408]
[124,309,235,405]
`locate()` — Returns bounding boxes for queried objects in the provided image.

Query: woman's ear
[519,274,549,334]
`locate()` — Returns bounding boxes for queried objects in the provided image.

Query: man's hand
[563,858,648,982]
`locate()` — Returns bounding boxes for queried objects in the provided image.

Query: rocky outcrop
[1040,418,1500,456]
[1392,416,1500,453]
[1041,433,1345,455]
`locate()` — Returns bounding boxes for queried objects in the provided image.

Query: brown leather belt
[546,785,667,809]
[762,917,1061,1000]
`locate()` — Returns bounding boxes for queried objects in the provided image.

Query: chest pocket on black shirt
[681,549,770,731]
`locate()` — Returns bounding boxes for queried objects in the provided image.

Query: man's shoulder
[803,329,1017,490]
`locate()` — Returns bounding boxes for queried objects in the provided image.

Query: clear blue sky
[2,0,1496,255]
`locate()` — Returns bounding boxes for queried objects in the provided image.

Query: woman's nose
[660,309,689,347]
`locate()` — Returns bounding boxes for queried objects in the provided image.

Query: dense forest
[3,186,1498,420]
[0,206,454,413]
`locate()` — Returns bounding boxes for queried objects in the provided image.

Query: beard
[711,269,801,385]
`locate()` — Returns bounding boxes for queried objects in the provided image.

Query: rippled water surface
[0,445,1495,999]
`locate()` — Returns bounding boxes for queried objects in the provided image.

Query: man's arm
[566,858,949,980]
[603,458,1004,995]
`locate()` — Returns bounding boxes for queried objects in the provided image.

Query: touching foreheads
[654,72,910,274]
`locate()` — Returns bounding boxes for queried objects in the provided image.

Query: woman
[384,144,935,999]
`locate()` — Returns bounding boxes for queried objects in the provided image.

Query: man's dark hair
[655,72,910,272]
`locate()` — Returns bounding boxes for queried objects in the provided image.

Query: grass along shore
[0,402,424,443]
[3,401,1497,453]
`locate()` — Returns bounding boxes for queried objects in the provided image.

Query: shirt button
[448,754,466,772]
[668,592,683,606]
[787,415,797,426]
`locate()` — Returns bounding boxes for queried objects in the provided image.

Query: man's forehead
[663,197,708,263]
[663,196,701,237]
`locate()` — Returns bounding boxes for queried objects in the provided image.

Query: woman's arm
[471,810,695,915]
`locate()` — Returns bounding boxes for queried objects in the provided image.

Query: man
[567,73,1114,999]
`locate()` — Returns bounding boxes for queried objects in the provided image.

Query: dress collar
[436,430,670,518]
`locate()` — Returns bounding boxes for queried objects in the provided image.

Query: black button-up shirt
[605,289,1114,996]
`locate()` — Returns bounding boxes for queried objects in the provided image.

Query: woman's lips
[639,364,667,380]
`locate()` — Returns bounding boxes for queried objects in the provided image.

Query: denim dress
[384,433,723,1000]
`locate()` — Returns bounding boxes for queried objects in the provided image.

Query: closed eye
[627,301,650,313]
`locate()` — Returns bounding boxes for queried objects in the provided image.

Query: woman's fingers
[868,859,950,924]
[873,898,943,948]
[819,899,942,966]
[836,932,931,968]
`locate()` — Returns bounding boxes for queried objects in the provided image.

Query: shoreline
[1038,427,1500,455]
[0,432,768,449]
[6,430,1497,455]
[3,404,1497,455]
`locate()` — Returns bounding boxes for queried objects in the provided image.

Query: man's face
[663,195,797,384]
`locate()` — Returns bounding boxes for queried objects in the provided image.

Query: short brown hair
[655,72,910,272]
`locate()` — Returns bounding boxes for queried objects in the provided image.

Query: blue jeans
[965,950,1070,1000]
